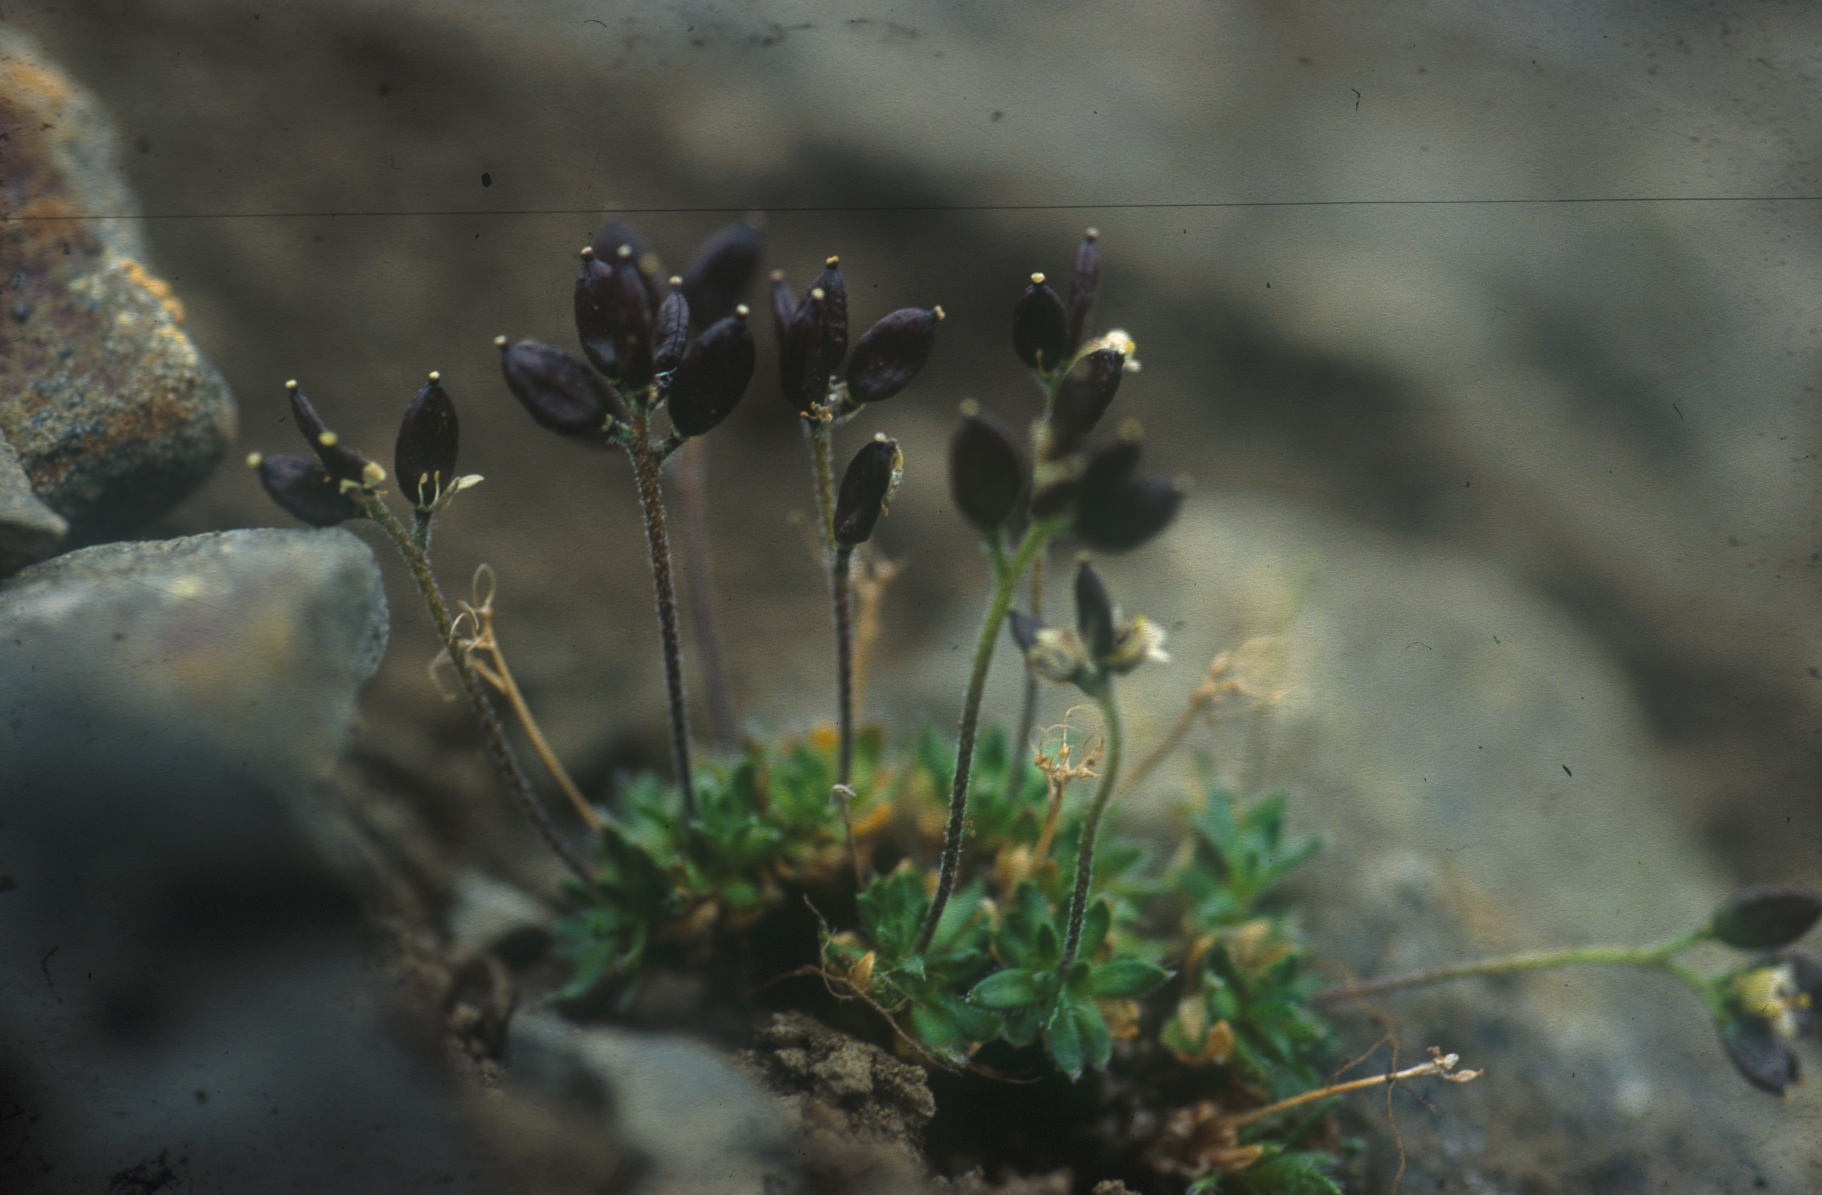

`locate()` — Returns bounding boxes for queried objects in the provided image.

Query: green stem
[628,407,696,821]
[1058,679,1121,973]
[833,544,857,788]
[915,517,1063,954]
[363,500,593,882]
[1011,557,1043,777]
[1311,925,1719,1010]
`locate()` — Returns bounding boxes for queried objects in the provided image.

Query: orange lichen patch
[120,257,186,324]
[0,56,76,112]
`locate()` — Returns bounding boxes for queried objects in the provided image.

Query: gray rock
[0,26,236,567]
[0,528,388,792]
[1097,496,1819,1193]
[508,1011,794,1195]
[0,528,496,1193]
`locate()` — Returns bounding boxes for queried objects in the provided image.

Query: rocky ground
[4,3,1820,1192]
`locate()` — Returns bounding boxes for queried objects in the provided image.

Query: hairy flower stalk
[1058,685,1122,973]
[916,517,1062,953]
[832,544,858,784]
[628,404,697,820]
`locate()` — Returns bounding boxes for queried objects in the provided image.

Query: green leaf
[1045,997,1085,1079]
[971,968,1043,1010]
[1088,955,1171,998]
[1074,998,1112,1071]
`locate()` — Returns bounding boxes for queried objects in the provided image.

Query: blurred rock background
[4,0,1820,1190]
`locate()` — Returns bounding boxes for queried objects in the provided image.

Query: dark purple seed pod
[1065,228,1099,354]
[680,220,762,328]
[1719,1013,1800,1096]
[1046,346,1124,459]
[574,249,623,378]
[1074,559,1116,660]
[497,337,624,441]
[1012,273,1069,372]
[1713,885,1822,950]
[846,307,942,404]
[394,371,460,508]
[589,220,662,309]
[807,256,849,372]
[605,249,656,390]
[833,433,902,547]
[779,286,828,416]
[652,278,691,377]
[286,381,370,484]
[256,453,363,527]
[1074,474,1182,554]
[948,402,1026,532]
[667,307,754,438]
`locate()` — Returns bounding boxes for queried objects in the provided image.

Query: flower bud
[1045,346,1124,459]
[680,220,762,328]
[1009,611,1088,685]
[1074,559,1116,660]
[497,337,624,441]
[651,278,691,378]
[833,434,902,547]
[1065,228,1099,355]
[667,308,754,438]
[286,381,372,484]
[846,307,942,404]
[394,371,460,509]
[255,453,363,527]
[948,402,1026,532]
[1712,885,1822,950]
[1012,273,1068,372]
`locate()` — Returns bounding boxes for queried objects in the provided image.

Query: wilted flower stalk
[253,378,592,882]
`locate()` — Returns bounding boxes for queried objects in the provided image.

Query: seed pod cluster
[510,218,763,444]
[774,255,940,419]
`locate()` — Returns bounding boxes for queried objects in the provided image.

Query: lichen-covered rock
[0,26,234,569]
